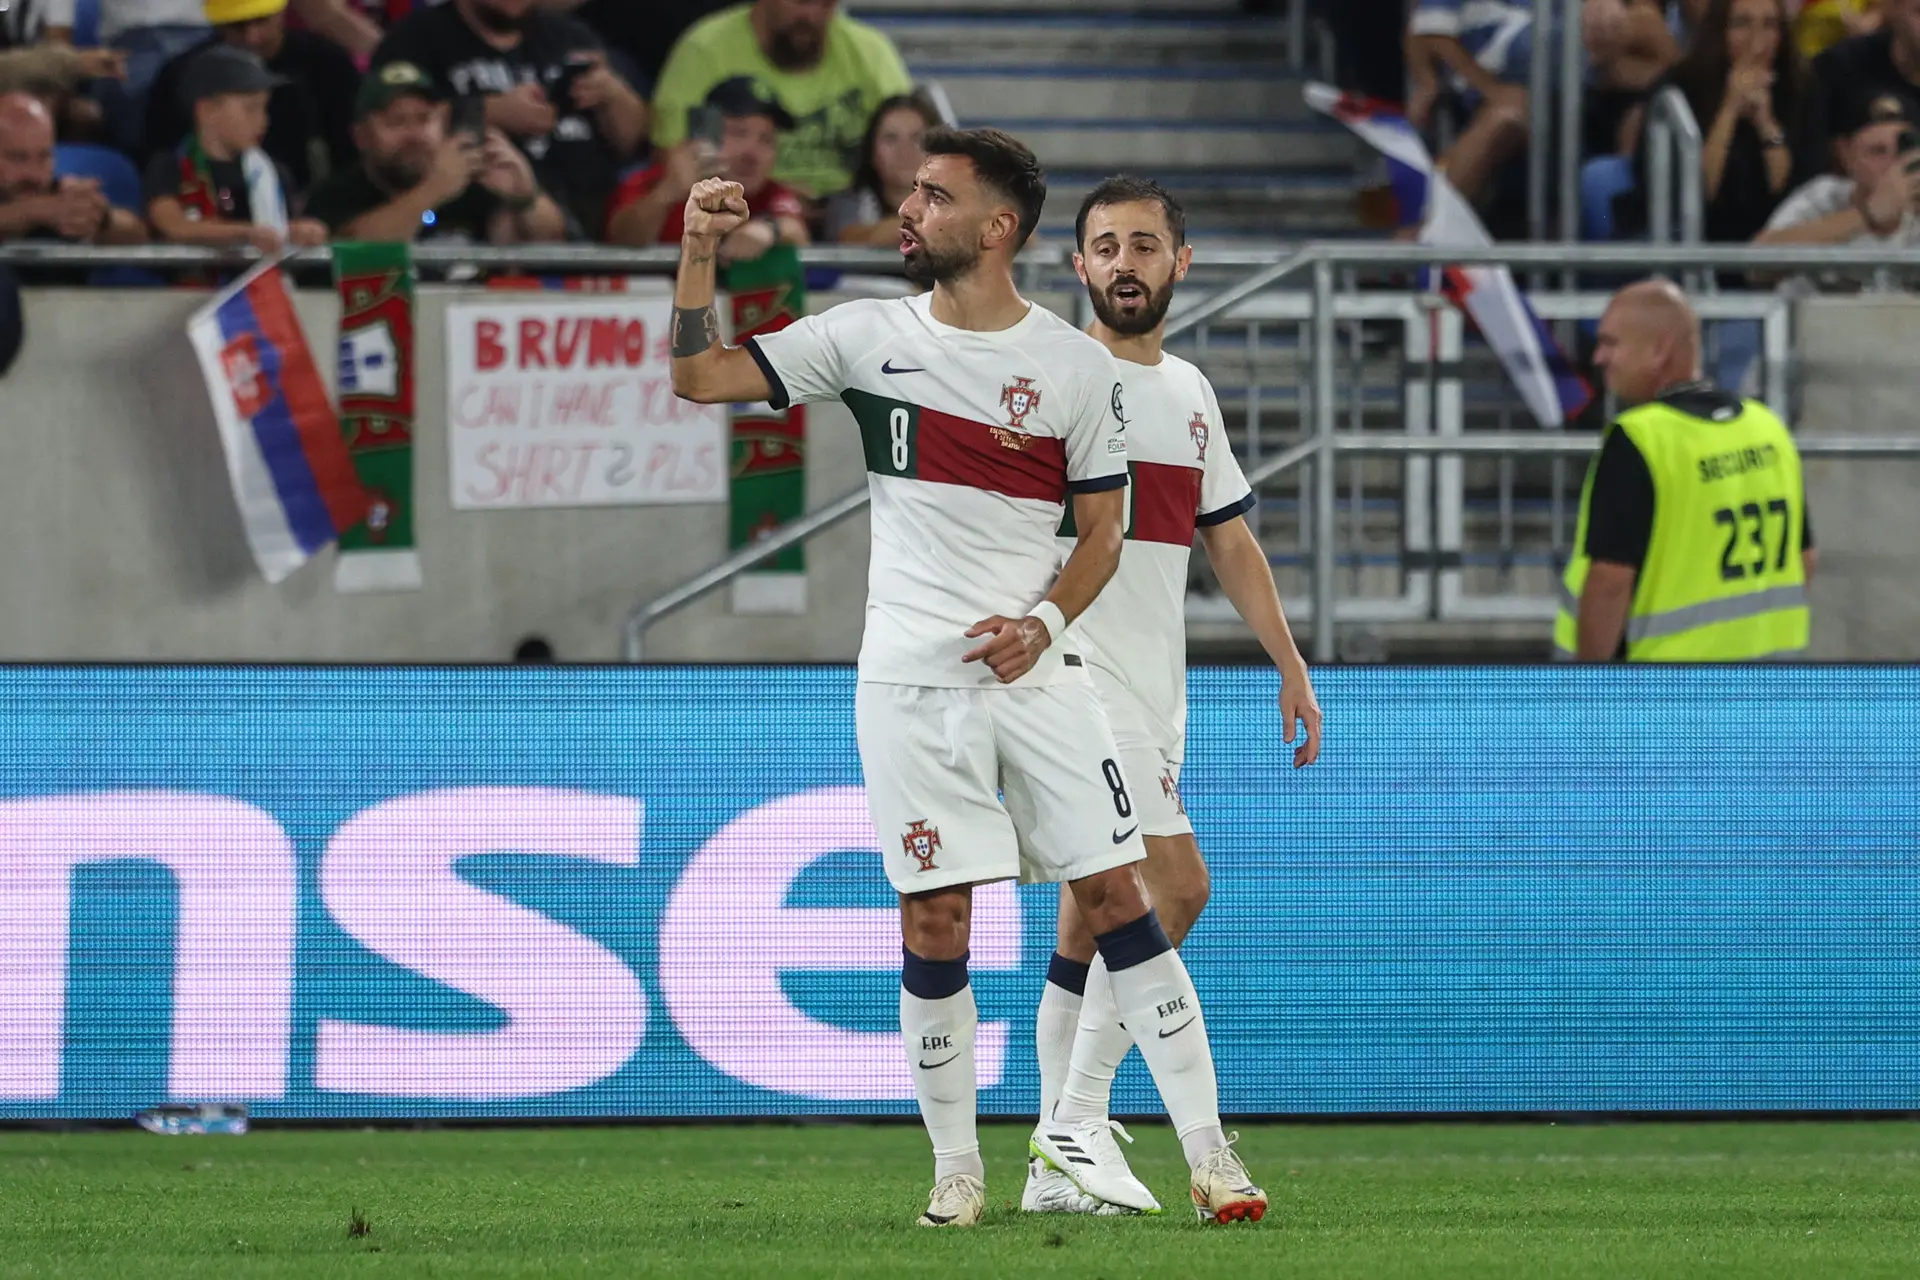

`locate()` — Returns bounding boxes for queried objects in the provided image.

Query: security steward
[1556,280,1815,661]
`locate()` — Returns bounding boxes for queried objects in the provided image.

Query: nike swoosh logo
[1112,825,1139,844]
[881,359,925,374]
[1158,1017,1196,1039]
[918,1054,961,1070]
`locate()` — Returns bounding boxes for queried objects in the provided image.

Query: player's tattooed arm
[670,304,720,358]
[669,177,773,404]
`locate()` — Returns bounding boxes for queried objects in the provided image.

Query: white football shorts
[1092,665,1192,839]
[856,679,1150,894]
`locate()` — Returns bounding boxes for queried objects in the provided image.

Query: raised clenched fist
[683,177,750,244]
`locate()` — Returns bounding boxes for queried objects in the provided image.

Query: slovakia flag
[1304,84,1592,428]
[188,260,371,583]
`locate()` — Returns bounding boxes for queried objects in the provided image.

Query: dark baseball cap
[180,45,288,104]
[354,61,444,119]
[705,76,795,129]
[1837,90,1919,139]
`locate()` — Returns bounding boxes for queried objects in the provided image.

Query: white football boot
[916,1172,986,1227]
[1028,1117,1162,1214]
[1189,1133,1267,1224]
[1020,1157,1137,1216]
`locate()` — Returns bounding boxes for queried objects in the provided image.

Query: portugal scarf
[176,136,287,233]
[331,241,422,592]
[724,245,808,614]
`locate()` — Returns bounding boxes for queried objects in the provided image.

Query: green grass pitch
[5,1121,1920,1278]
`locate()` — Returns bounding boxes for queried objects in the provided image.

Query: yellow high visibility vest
[1554,394,1810,661]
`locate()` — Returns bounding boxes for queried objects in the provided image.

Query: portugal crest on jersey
[1189,412,1210,462]
[1001,376,1042,429]
[902,819,942,872]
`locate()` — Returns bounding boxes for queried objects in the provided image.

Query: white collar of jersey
[909,292,1038,343]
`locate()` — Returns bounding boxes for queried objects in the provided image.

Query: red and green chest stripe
[843,387,1067,502]
[1058,460,1201,547]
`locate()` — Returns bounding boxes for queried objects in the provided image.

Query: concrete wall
[2,287,1916,661]
[1794,295,1920,660]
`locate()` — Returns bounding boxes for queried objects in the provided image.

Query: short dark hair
[1075,175,1186,250]
[920,125,1047,248]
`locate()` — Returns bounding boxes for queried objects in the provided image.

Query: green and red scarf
[725,245,808,613]
[175,136,286,232]
[331,241,421,592]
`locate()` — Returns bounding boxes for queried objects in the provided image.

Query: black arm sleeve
[1802,491,1815,550]
[1582,429,1656,569]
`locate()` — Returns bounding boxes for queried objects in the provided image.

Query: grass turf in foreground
[3,1121,1919,1279]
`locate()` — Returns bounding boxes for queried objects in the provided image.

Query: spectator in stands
[145,1,359,200]
[650,0,912,201]
[0,91,145,245]
[1585,0,1683,156]
[287,0,385,58]
[305,61,565,244]
[1404,0,1535,208]
[0,44,125,98]
[1814,0,1920,145]
[1755,91,1920,280]
[144,46,327,251]
[0,40,124,144]
[1645,0,1819,242]
[824,92,934,246]
[372,0,648,238]
[606,76,805,259]
[43,0,211,152]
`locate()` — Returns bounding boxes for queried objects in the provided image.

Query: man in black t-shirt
[304,60,565,248]
[370,0,647,237]
[144,0,360,199]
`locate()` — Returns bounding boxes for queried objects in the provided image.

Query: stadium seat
[1579,156,1636,242]
[72,0,101,47]
[54,144,142,212]
[54,144,159,288]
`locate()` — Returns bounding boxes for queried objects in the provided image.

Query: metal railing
[617,241,1920,662]
[1646,86,1706,249]
[0,240,1298,297]
[1529,5,1701,261]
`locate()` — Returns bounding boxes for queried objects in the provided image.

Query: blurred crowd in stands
[0,0,927,264]
[1389,0,1920,266]
[2,0,1919,285]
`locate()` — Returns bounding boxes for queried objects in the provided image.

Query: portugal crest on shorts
[902,819,942,872]
[1000,376,1042,429]
[1189,412,1210,462]
[1160,771,1186,816]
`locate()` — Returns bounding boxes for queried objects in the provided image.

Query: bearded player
[669,132,1266,1227]
[1023,176,1324,1219]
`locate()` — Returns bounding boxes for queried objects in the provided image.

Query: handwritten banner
[446,297,727,509]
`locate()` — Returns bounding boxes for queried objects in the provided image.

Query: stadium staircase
[857,0,1361,246]
[857,1,1562,661]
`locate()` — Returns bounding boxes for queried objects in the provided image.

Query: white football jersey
[1060,352,1254,745]
[748,293,1129,688]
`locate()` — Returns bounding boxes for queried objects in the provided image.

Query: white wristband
[1029,601,1066,645]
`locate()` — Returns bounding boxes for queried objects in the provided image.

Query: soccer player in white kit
[1023,177,1324,1219]
[668,130,1264,1228]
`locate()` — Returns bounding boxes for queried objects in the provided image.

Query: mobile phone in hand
[451,94,487,144]
[687,105,725,151]
[555,52,596,107]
